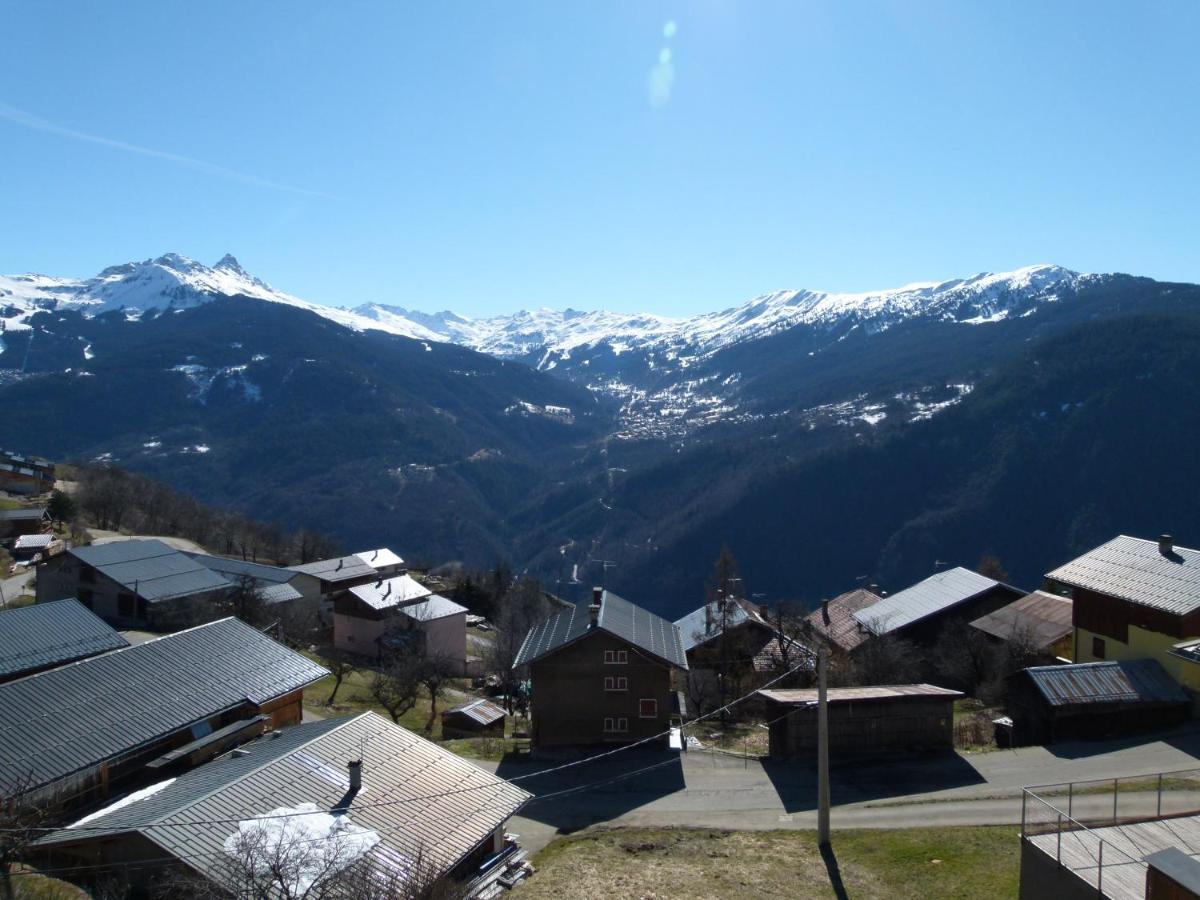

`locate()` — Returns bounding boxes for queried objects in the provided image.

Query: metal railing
[1020,767,1200,895]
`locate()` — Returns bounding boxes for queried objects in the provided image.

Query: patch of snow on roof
[68,778,177,828]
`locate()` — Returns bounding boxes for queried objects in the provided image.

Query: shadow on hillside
[495,747,686,835]
[763,750,986,814]
[1043,722,1200,761]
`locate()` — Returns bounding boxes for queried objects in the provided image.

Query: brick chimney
[348,759,362,791]
[1160,535,1175,557]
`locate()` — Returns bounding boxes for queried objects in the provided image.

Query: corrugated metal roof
[759,684,963,705]
[0,507,48,521]
[14,534,54,550]
[1022,659,1189,707]
[674,602,751,653]
[969,590,1073,648]
[187,553,299,585]
[1046,535,1200,615]
[354,548,404,570]
[0,617,329,796]
[853,568,1005,636]
[258,583,304,605]
[443,698,507,726]
[0,599,128,681]
[804,589,885,653]
[37,712,530,886]
[399,593,467,622]
[70,540,232,602]
[289,555,378,584]
[514,590,688,670]
[349,574,432,612]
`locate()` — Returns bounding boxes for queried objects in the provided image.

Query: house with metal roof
[35,539,234,629]
[0,617,328,807]
[0,598,129,684]
[31,712,531,897]
[516,587,687,749]
[1006,659,1190,745]
[969,590,1074,660]
[288,553,379,591]
[852,567,1024,651]
[333,573,468,667]
[0,506,50,537]
[354,546,405,577]
[186,551,318,612]
[1047,534,1200,688]
[759,684,963,758]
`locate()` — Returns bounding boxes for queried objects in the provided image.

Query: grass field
[513,826,1020,899]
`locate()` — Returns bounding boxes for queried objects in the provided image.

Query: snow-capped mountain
[0,253,445,341]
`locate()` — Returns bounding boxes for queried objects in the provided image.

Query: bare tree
[419,655,456,734]
[324,648,359,707]
[370,654,424,724]
[761,600,816,687]
[486,577,551,714]
[0,775,55,900]
[932,619,1001,694]
[845,625,923,686]
[229,574,269,628]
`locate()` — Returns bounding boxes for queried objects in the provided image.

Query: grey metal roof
[674,602,751,653]
[443,698,507,726]
[0,599,128,681]
[354,548,404,570]
[853,567,1007,636]
[37,712,530,886]
[348,574,431,612]
[1046,535,1200,615]
[70,540,232,602]
[399,593,467,622]
[1021,659,1189,707]
[969,590,1073,649]
[759,684,963,705]
[0,617,329,796]
[288,554,377,584]
[514,590,688,669]
[15,534,54,550]
[257,583,304,605]
[187,553,299,585]
[0,507,48,521]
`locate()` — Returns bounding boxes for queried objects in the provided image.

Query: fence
[1020,767,1200,895]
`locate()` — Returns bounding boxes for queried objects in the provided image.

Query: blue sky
[2,2,1198,317]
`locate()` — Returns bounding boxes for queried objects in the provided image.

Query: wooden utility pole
[817,647,830,846]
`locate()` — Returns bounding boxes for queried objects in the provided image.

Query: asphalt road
[475,724,1200,854]
[0,570,32,607]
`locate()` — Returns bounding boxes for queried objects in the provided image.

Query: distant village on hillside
[3,450,1200,899]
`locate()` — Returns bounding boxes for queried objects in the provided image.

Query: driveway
[89,531,207,553]
[473,724,1200,854]
[0,569,33,607]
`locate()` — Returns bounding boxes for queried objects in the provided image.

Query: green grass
[688,721,770,756]
[515,826,1020,899]
[0,498,21,510]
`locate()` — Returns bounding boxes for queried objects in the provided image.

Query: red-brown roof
[803,588,883,653]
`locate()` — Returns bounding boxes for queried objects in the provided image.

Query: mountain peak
[213,253,247,276]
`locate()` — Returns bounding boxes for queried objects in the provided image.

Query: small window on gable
[617,650,628,664]
[1092,636,1106,659]
[639,698,658,718]
[604,650,616,664]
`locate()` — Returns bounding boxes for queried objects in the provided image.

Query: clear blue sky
[2,2,1197,317]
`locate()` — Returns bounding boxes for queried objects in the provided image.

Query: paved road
[0,569,32,607]
[473,724,1200,854]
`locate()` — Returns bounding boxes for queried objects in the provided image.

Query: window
[604,676,628,692]
[604,649,629,664]
[639,698,658,718]
[1092,636,1106,659]
[617,717,628,732]
[604,717,628,733]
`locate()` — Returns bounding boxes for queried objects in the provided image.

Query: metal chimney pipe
[1160,535,1175,556]
[348,760,362,791]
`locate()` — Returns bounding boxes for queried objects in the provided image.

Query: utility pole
[817,646,830,847]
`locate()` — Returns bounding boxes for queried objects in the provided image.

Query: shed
[1006,659,1190,745]
[0,598,128,683]
[442,698,507,739]
[759,684,963,758]
[0,506,50,536]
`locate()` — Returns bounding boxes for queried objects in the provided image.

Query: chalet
[677,598,810,675]
[442,698,507,739]
[1006,658,1190,745]
[289,553,380,595]
[31,712,531,898]
[759,684,963,758]
[334,573,467,667]
[0,506,51,537]
[0,599,128,683]
[35,539,233,628]
[0,617,328,807]
[355,546,406,577]
[13,532,61,560]
[1046,534,1200,688]
[969,590,1074,661]
[853,567,1025,650]
[0,463,50,496]
[515,587,688,749]
[803,587,884,656]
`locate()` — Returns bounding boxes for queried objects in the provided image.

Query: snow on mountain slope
[0,253,445,341]
[356,264,1087,366]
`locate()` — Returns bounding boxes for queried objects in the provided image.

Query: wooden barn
[759,684,963,758]
[441,698,507,739]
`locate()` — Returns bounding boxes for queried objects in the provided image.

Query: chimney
[868,584,879,595]
[1160,534,1175,557]
[336,558,343,571]
[589,587,603,627]
[348,760,362,792]
[821,599,830,625]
